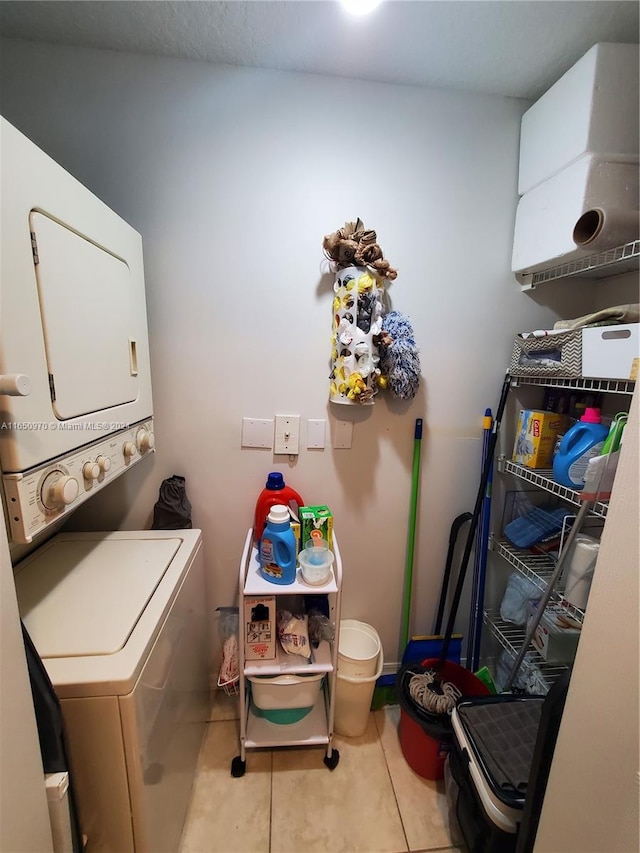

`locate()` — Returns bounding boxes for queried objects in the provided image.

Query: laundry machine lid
[15,537,181,658]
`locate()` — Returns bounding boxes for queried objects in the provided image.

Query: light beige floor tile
[179,720,271,853]
[209,687,240,721]
[270,713,408,853]
[374,706,454,852]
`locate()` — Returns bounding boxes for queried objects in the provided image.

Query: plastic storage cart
[231,529,343,776]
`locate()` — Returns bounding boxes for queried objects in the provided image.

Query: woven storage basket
[510,329,582,378]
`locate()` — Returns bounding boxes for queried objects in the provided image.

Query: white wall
[0,38,597,669]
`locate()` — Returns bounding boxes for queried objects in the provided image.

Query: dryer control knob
[47,476,79,508]
[136,429,155,452]
[83,462,100,481]
[123,442,137,458]
[96,455,111,473]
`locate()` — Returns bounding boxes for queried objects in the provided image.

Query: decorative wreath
[323,217,398,281]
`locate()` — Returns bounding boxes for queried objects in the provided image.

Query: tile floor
[179,693,462,853]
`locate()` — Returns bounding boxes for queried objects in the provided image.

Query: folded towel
[554,304,639,330]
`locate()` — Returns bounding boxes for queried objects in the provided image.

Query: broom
[372,418,422,708]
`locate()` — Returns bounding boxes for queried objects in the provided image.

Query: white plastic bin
[338,619,381,678]
[518,43,639,195]
[334,627,384,738]
[511,155,639,274]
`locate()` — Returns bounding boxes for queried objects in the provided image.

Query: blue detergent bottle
[259,504,297,585]
[553,407,609,490]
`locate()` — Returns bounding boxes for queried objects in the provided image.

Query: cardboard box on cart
[244,596,276,660]
[299,505,333,551]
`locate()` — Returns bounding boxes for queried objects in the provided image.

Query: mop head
[378,311,420,400]
[409,669,461,716]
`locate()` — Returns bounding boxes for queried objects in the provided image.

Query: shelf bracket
[516,272,535,291]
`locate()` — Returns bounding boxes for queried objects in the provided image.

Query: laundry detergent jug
[552,407,609,490]
[258,505,297,585]
[253,472,304,542]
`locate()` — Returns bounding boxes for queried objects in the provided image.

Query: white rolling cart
[231,529,343,776]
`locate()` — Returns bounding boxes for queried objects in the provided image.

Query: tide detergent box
[299,505,333,550]
[512,410,569,469]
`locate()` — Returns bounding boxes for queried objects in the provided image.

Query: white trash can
[334,623,384,737]
[338,619,381,678]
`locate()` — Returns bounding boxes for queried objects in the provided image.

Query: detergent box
[512,410,570,469]
[244,596,276,661]
[299,505,333,551]
[527,603,581,664]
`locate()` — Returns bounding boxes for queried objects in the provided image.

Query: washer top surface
[12,530,203,697]
[15,537,181,657]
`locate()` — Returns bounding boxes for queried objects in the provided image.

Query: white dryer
[14,528,209,853]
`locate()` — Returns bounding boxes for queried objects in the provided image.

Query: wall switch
[333,419,353,449]
[241,418,273,449]
[274,414,300,455]
[307,418,326,449]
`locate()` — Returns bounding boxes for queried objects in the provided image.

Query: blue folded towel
[504,507,572,550]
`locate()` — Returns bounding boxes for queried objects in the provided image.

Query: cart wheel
[323,749,340,771]
[231,756,246,777]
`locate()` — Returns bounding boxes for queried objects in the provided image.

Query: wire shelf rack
[510,375,635,395]
[483,609,570,690]
[499,459,609,518]
[520,239,640,287]
[492,538,585,624]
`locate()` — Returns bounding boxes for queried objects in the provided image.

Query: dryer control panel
[3,419,154,543]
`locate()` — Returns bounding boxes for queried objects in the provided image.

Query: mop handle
[504,499,592,691]
[471,409,494,671]
[400,418,423,651]
[434,511,473,635]
[438,373,511,666]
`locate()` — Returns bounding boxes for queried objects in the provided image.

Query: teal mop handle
[400,418,423,651]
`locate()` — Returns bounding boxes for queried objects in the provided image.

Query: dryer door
[31,211,139,420]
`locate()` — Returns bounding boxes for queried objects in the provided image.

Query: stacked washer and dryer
[0,117,210,853]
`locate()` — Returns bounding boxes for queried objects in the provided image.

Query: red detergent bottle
[253,473,304,543]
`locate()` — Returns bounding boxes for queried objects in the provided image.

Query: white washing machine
[14,528,209,853]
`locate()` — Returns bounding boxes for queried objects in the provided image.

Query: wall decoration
[330,265,385,404]
[324,218,420,404]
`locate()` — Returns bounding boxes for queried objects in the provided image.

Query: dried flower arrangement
[323,217,398,281]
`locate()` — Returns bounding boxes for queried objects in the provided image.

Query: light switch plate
[333,419,353,449]
[274,414,300,455]
[307,418,326,449]
[241,418,273,448]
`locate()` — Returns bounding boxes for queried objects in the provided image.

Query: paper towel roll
[573,207,640,252]
[562,534,600,611]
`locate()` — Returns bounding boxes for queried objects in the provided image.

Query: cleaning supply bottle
[253,473,304,543]
[258,505,297,585]
[552,407,609,490]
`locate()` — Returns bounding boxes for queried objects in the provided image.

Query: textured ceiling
[0,1,638,99]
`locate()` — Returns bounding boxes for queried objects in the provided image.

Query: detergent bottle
[258,505,297,585]
[253,473,304,542]
[552,407,609,490]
